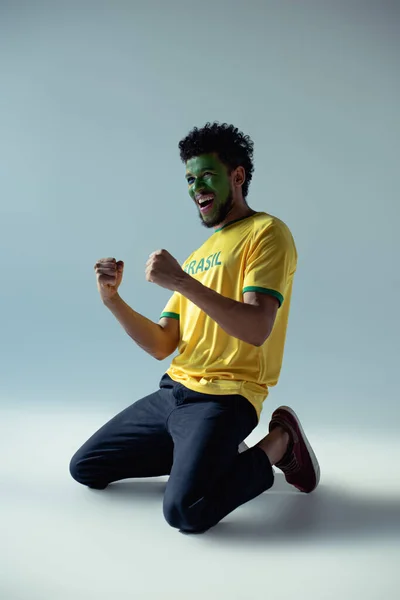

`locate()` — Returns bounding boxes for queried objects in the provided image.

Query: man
[69,122,320,534]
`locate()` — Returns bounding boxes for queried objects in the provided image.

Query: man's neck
[214,206,257,231]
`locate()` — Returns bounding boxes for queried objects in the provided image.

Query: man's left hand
[145,249,187,291]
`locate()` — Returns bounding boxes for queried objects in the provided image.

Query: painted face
[185,153,234,228]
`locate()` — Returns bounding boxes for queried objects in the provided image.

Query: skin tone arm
[104,277,277,361]
[176,276,278,347]
[96,250,278,361]
[146,249,279,349]
[103,294,180,361]
[95,258,179,361]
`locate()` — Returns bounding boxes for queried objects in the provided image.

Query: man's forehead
[185,153,222,173]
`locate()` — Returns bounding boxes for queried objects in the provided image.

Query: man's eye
[187,178,194,185]
[204,172,212,177]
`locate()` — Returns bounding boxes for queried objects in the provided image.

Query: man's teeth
[199,196,214,205]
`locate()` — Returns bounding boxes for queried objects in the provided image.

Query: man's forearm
[176,274,265,346]
[103,294,172,360]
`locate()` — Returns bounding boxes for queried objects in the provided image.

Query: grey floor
[1,407,399,600]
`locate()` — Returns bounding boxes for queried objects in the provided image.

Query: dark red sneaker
[269,406,320,493]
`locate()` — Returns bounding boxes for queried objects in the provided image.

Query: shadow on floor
[92,474,400,544]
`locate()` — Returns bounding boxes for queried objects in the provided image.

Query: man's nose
[193,178,206,194]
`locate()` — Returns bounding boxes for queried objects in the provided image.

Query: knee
[162,492,208,533]
[69,452,85,484]
[69,452,107,490]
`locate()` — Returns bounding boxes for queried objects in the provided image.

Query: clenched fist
[145,249,186,291]
[94,257,124,302]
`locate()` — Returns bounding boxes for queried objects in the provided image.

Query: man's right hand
[94,257,124,302]
[93,256,179,360]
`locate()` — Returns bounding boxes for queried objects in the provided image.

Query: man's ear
[233,166,246,187]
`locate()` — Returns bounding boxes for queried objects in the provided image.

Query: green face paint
[185,153,234,228]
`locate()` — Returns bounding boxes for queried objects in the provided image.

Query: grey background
[1,0,399,431]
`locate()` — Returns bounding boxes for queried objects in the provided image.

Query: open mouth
[197,194,214,213]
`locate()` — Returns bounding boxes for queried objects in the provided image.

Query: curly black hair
[178,122,255,199]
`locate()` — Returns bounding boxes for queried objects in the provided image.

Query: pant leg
[69,380,175,489]
[163,384,274,533]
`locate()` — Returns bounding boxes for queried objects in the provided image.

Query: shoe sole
[277,405,321,491]
[238,441,249,454]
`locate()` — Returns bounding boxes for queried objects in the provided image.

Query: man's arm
[145,248,281,347]
[103,294,180,360]
[176,276,279,347]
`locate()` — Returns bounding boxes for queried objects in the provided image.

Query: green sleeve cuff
[160,312,180,320]
[242,286,284,307]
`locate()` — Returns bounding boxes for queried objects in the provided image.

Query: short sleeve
[242,222,297,307]
[160,292,180,320]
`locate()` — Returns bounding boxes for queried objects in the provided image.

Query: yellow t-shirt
[160,212,297,420]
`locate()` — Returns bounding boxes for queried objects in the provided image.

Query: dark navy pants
[69,374,274,533]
